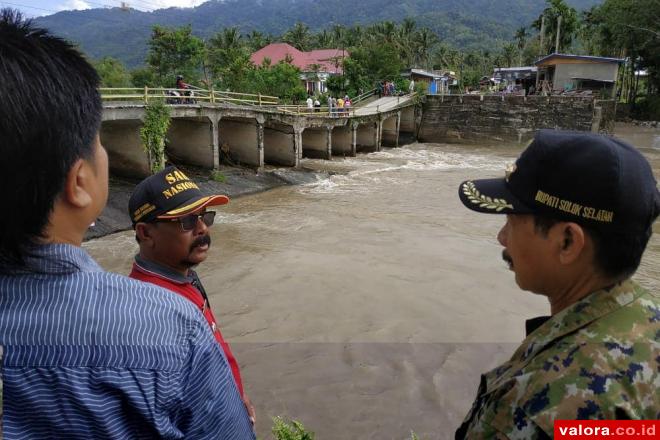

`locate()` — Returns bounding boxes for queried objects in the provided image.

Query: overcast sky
[0,0,206,17]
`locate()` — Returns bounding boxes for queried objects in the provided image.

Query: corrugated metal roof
[535,53,624,65]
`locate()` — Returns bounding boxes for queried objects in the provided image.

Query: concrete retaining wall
[418,95,616,144]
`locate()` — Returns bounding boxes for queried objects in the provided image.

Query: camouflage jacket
[456,279,660,439]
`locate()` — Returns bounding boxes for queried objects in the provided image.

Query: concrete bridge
[101,95,417,178]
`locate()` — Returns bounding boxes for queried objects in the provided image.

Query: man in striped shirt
[127,166,256,424]
[0,9,255,439]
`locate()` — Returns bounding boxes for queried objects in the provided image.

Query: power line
[0,1,59,14]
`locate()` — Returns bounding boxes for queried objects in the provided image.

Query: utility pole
[555,15,562,54]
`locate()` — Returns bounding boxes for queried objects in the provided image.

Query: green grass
[211,171,227,183]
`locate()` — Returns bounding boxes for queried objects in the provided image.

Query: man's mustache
[191,234,211,251]
[502,250,513,268]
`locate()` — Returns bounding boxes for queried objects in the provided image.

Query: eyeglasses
[155,211,216,232]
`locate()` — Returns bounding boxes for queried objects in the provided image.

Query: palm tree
[284,22,311,51]
[414,28,439,70]
[331,24,346,47]
[398,18,417,67]
[532,0,578,54]
[515,26,527,65]
[316,30,331,48]
[501,42,518,68]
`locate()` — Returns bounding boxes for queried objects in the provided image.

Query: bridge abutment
[263,121,298,167]
[100,120,150,178]
[356,122,379,153]
[302,126,332,160]
[380,113,400,148]
[166,117,215,169]
[218,117,262,169]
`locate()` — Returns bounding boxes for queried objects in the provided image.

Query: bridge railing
[99,87,279,106]
[350,88,377,106]
[276,105,358,118]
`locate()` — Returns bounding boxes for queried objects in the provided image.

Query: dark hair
[0,9,102,266]
[533,215,654,280]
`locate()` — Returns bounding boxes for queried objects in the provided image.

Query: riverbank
[86,165,326,240]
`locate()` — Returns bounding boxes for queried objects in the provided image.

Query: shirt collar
[134,254,193,285]
[525,316,551,336]
[514,279,641,363]
[2,243,102,275]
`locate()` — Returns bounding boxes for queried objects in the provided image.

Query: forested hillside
[34,0,600,67]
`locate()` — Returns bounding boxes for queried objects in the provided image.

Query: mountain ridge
[33,0,602,68]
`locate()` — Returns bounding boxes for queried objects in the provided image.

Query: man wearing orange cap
[128,166,255,425]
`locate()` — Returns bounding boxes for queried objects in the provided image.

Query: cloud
[56,0,91,12]
[135,1,206,10]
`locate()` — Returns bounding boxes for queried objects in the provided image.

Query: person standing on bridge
[455,130,660,438]
[0,9,255,439]
[128,166,256,427]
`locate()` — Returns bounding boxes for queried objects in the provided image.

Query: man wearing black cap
[128,166,255,424]
[456,130,660,438]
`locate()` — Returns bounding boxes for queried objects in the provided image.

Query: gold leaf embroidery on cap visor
[463,181,513,212]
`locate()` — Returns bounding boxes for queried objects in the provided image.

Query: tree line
[94,0,658,112]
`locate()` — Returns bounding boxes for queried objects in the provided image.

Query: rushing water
[85,123,660,439]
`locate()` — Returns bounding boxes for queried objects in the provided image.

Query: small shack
[493,66,537,94]
[534,53,624,97]
[402,68,457,94]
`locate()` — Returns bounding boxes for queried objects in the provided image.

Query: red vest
[129,262,244,397]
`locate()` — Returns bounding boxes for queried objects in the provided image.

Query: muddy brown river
[84,123,660,439]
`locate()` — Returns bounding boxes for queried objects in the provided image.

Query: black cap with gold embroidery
[458,130,660,233]
[128,166,229,225]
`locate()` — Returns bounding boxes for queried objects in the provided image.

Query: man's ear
[557,222,586,265]
[135,223,156,246]
[63,158,93,208]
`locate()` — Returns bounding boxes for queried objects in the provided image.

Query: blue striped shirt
[0,244,255,439]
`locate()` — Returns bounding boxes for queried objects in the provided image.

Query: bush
[211,171,227,183]
[271,417,314,440]
[634,95,660,121]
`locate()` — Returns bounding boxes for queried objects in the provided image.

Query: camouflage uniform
[456,279,660,439]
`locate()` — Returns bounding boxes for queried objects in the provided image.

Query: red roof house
[250,43,349,94]
[250,43,347,74]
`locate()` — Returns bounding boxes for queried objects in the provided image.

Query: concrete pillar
[294,127,303,166]
[326,127,332,159]
[395,112,401,148]
[256,121,265,171]
[351,123,358,157]
[212,117,220,170]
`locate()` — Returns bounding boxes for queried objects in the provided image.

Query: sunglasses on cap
[154,211,216,232]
